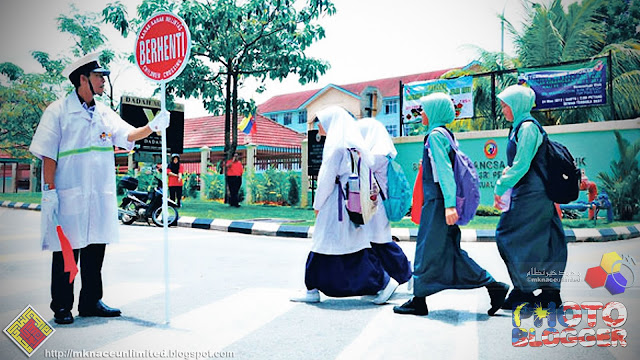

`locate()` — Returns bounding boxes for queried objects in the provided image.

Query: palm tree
[503,0,640,123]
[597,131,640,220]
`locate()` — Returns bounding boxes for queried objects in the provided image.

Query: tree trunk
[231,70,238,156]
[224,70,232,160]
[224,70,232,204]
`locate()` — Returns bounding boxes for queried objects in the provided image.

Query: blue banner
[518,58,607,110]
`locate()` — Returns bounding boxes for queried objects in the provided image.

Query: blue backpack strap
[335,175,345,222]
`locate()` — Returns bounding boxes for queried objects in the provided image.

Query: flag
[239,114,256,135]
[56,226,78,283]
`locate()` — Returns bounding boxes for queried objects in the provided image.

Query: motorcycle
[118,176,179,227]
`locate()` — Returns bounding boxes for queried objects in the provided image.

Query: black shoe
[78,300,121,317]
[487,282,509,316]
[501,289,537,310]
[393,297,428,316]
[538,288,562,309]
[53,309,74,324]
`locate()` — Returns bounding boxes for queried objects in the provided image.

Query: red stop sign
[136,12,191,82]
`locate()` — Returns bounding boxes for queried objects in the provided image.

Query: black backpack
[513,119,580,204]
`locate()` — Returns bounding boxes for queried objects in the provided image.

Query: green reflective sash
[58,146,113,158]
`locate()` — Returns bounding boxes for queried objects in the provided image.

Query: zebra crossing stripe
[94,288,294,353]
[335,291,482,359]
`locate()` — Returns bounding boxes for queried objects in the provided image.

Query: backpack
[379,156,412,222]
[426,127,480,226]
[513,119,580,204]
[337,148,379,226]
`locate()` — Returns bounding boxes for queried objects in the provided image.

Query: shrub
[183,173,199,198]
[476,205,501,216]
[598,131,640,220]
[288,174,300,206]
[201,166,225,200]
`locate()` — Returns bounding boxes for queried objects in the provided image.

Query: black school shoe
[486,282,510,316]
[78,300,121,317]
[53,309,74,324]
[538,288,563,309]
[393,297,428,316]
[501,289,537,310]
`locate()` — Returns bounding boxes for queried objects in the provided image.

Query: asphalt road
[1,208,638,360]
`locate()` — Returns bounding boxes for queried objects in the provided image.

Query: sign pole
[135,10,191,326]
[160,82,170,325]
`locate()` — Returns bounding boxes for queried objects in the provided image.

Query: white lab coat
[311,150,371,255]
[363,155,393,244]
[29,91,135,251]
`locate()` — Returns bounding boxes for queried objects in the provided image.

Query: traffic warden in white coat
[29,52,170,324]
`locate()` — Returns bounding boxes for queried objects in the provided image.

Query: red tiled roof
[183,113,305,149]
[257,68,455,114]
[257,88,321,114]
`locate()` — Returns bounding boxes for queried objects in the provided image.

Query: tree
[0,65,58,157]
[0,5,123,160]
[503,0,640,123]
[597,0,640,45]
[104,0,335,159]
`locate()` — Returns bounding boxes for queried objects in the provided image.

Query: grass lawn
[2,192,637,229]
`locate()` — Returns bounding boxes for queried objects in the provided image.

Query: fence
[254,146,301,172]
[400,54,617,135]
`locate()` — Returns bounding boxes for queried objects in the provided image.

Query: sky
[0,0,572,118]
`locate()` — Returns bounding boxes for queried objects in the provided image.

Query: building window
[269,115,278,122]
[283,112,292,125]
[386,125,398,137]
[384,99,399,115]
[297,110,307,124]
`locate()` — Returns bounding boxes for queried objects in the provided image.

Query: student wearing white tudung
[29,52,170,324]
[290,106,398,304]
[356,118,412,286]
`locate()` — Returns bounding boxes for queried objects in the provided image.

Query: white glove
[148,110,171,132]
[41,189,59,241]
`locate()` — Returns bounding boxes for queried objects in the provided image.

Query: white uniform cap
[62,52,111,78]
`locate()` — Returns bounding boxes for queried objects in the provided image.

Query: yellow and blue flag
[239,114,256,135]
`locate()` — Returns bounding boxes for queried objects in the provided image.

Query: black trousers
[227,176,242,206]
[169,186,182,206]
[50,243,105,313]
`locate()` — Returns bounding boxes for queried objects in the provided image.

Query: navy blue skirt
[496,189,567,292]
[413,198,495,297]
[305,249,389,297]
[371,242,412,284]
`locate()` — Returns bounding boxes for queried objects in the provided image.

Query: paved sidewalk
[3,200,640,242]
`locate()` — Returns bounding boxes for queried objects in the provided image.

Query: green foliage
[597,131,640,220]
[57,4,108,57]
[104,0,335,156]
[597,0,640,44]
[201,165,225,200]
[0,69,60,157]
[183,172,199,199]
[499,0,640,123]
[475,205,501,217]
[288,173,300,206]
[246,167,301,206]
